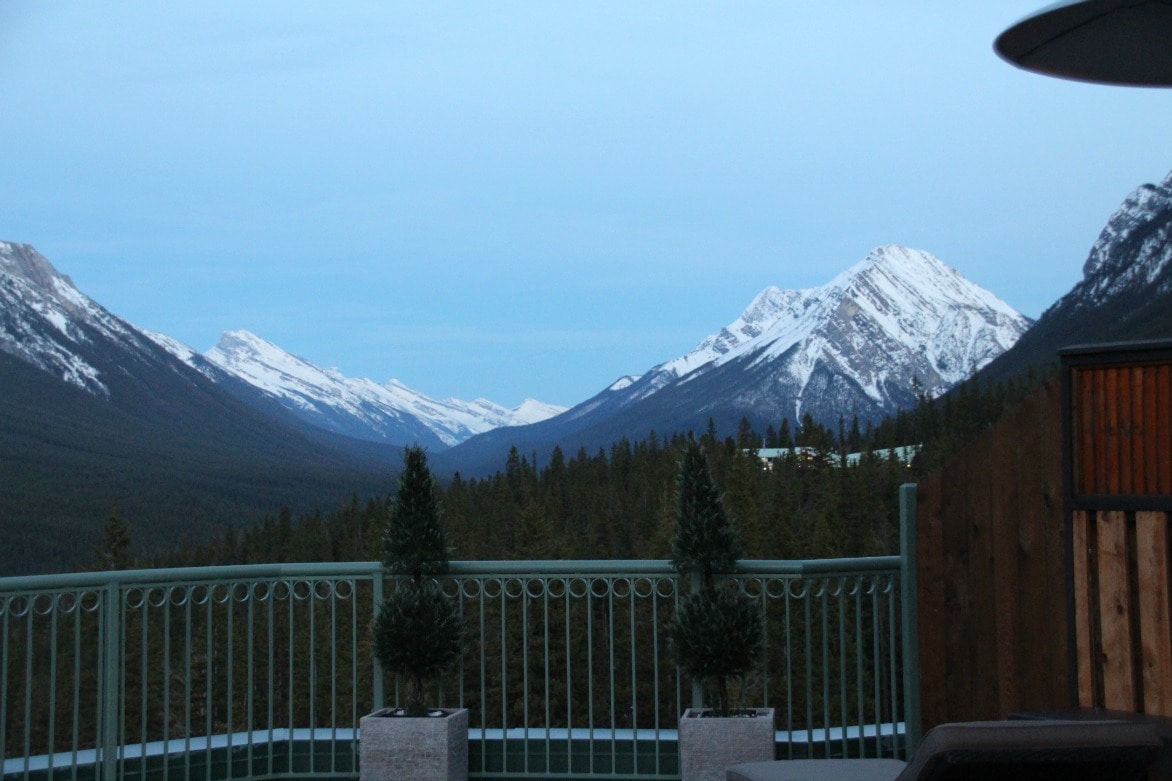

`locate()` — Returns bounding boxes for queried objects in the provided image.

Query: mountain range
[433,245,1029,475]
[156,328,564,450]
[4,168,1172,571]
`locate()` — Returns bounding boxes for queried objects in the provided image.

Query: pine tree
[668,441,763,715]
[373,446,464,716]
[383,446,449,583]
[96,504,132,570]
[670,441,740,585]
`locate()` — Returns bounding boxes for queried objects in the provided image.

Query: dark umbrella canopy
[995,0,1172,86]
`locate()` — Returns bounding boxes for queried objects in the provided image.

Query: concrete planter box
[678,707,775,781]
[359,707,469,781]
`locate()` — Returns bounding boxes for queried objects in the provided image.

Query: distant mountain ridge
[0,241,564,450]
[169,329,564,449]
[435,245,1031,476]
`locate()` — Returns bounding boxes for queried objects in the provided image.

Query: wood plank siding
[916,340,1172,727]
[1064,342,1172,717]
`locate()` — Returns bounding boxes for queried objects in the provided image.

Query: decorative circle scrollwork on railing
[763,577,790,600]
[455,577,481,600]
[503,577,525,600]
[211,583,234,605]
[524,578,546,600]
[544,577,567,600]
[81,590,101,613]
[4,595,29,617]
[249,581,271,602]
[270,580,292,602]
[1,590,108,617]
[290,580,313,601]
[632,577,655,599]
[145,586,170,609]
[124,587,148,610]
[786,578,812,600]
[567,577,590,599]
[229,582,252,603]
[739,577,765,599]
[188,584,212,606]
[480,578,503,600]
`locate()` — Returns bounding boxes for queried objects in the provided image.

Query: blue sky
[2,2,1171,408]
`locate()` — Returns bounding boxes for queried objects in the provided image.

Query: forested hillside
[123,367,1046,570]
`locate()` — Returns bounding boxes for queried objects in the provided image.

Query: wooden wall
[1070,363,1172,498]
[916,379,1072,729]
[916,341,1172,730]
[1072,509,1172,716]
[1065,343,1172,718]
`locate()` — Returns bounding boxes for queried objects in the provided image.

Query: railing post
[689,570,703,710]
[899,483,922,757]
[99,578,122,781]
[371,566,385,713]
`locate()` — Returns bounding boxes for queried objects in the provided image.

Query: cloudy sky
[2,2,1171,408]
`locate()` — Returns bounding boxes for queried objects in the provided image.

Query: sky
[3,3,1172,409]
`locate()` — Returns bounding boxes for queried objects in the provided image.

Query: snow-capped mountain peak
[194,329,565,448]
[614,245,1031,426]
[438,244,1033,475]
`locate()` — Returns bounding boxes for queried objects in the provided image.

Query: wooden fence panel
[915,379,1069,727]
[1138,512,1172,716]
[1096,510,1136,711]
[1072,510,1095,708]
[916,342,1172,728]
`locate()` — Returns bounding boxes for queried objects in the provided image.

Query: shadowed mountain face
[0,242,395,574]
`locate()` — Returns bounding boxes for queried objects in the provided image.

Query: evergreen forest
[125,369,1047,569]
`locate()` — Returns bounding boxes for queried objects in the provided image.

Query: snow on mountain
[979,169,1172,385]
[0,240,563,450]
[1072,169,1172,308]
[183,330,565,448]
[0,241,176,397]
[644,245,1029,418]
[511,398,567,425]
[440,244,1031,476]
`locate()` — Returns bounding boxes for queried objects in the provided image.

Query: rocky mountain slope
[979,170,1172,385]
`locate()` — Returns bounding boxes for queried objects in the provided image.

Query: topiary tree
[669,440,763,716]
[373,446,464,716]
[382,445,450,581]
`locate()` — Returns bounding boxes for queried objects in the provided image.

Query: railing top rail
[0,555,900,594]
[0,560,385,593]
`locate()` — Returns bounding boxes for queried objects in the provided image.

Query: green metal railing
[2,485,921,781]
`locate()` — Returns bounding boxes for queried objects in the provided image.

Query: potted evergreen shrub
[360,446,467,781]
[669,441,771,781]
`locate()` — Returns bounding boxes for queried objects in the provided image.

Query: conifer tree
[373,446,464,716]
[671,442,740,585]
[668,441,763,715]
[96,504,132,570]
[383,446,449,582]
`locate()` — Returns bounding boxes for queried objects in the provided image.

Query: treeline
[125,365,1049,570]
